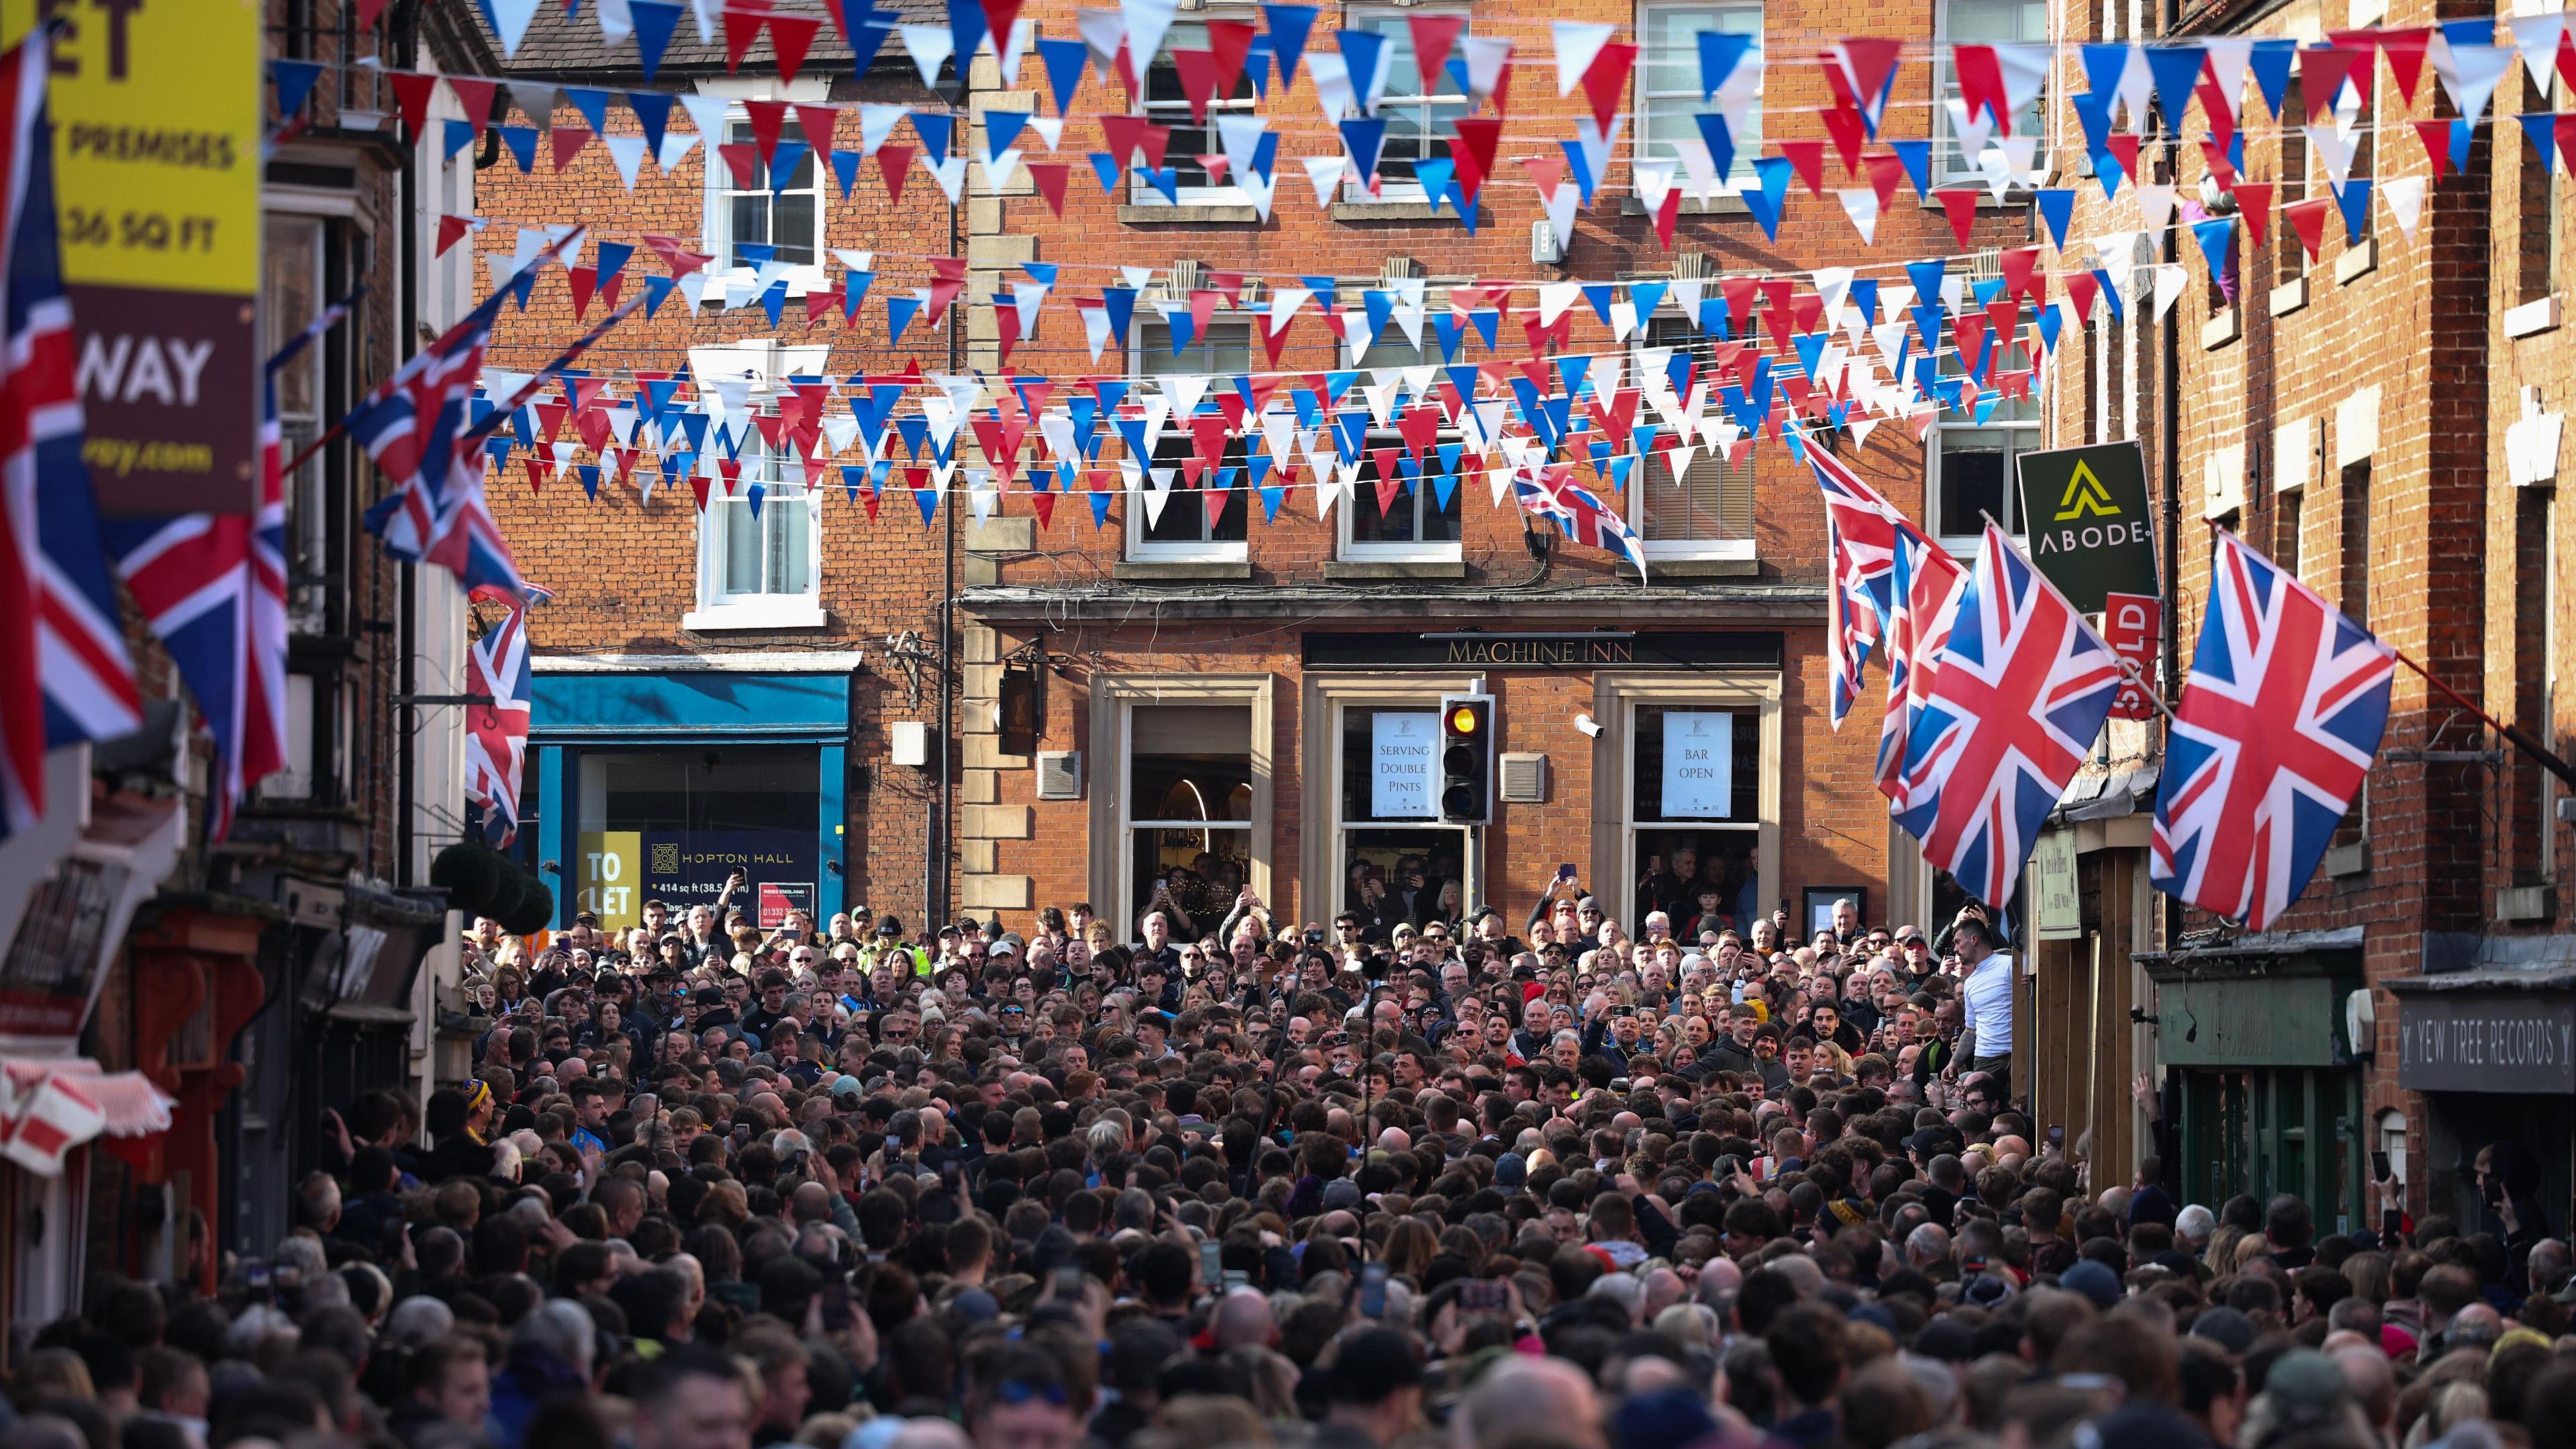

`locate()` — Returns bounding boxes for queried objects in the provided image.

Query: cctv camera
[1574,714,1604,739]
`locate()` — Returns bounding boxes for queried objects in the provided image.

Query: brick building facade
[477,0,2093,946]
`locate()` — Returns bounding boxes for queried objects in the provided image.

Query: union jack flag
[2152,529,2394,930]
[352,230,589,599]
[1513,462,1649,580]
[1880,529,1966,810]
[103,296,354,841]
[1806,441,1904,730]
[464,582,545,843]
[0,32,138,837]
[1896,523,2123,908]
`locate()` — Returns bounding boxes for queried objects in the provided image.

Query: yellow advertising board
[577,831,642,930]
[2,0,263,513]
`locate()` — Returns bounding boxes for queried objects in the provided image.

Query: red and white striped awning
[0,1056,174,1177]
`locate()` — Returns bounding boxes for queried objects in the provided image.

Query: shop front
[2387,957,2576,1242]
[531,658,866,932]
[2141,930,2374,1232]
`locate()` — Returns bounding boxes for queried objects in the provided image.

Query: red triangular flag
[795,103,839,154]
[567,265,598,319]
[1201,475,1230,531]
[2413,119,2452,180]
[2063,270,2100,325]
[2231,182,2273,248]
[2108,133,2141,184]
[2283,196,2330,262]
[643,235,711,278]
[744,99,790,166]
[1205,18,1256,94]
[878,144,914,204]
[1863,152,1904,210]
[718,142,759,187]
[388,71,439,140]
[1578,43,1636,137]
[436,214,474,256]
[2375,27,2430,104]
[1934,188,1978,251]
[1028,162,1071,215]
[1408,14,1465,89]
[550,125,591,170]
[1030,489,1057,529]
[1819,107,1866,176]
[1171,49,1223,123]
[1194,154,1229,183]
[1650,186,1680,249]
[2198,136,2237,191]
[525,459,546,494]
[1953,44,2006,129]
[446,78,497,140]
[722,7,767,70]
[2194,76,2237,154]
[1778,139,1827,197]
[1451,117,1500,203]
[767,13,822,83]
[691,473,713,511]
[1998,245,2043,309]
[2298,46,2359,124]
[1371,451,1403,515]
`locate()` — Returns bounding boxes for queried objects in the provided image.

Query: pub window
[1130,317,1252,560]
[1342,333,1464,561]
[1338,705,1468,935]
[1124,704,1254,937]
[1628,704,1761,934]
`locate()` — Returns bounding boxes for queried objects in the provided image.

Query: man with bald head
[1456,1355,1605,1449]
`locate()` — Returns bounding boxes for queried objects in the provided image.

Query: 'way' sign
[4,0,262,513]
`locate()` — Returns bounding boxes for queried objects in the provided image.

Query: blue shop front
[527,659,862,932]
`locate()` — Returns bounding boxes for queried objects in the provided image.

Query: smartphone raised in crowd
[2372,1150,2392,1183]
[1054,1265,1087,1302]
[1199,1238,1224,1289]
[1359,1261,1389,1318]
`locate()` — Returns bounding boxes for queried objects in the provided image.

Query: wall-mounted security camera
[1574,714,1604,739]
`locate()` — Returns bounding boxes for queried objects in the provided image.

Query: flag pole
[2193,518,2576,791]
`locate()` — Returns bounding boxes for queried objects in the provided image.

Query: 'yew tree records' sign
[3,0,262,513]
[2015,443,2160,614]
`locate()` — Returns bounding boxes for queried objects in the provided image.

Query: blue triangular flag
[912,111,953,159]
[746,482,767,519]
[1140,166,1179,203]
[1340,117,1385,181]
[889,294,922,343]
[1629,280,1667,321]
[984,109,1030,160]
[630,0,683,80]
[1560,137,1599,205]
[1036,36,1089,114]
[2190,216,2233,278]
[272,60,325,116]
[643,273,676,319]
[1694,113,1737,184]
[1582,284,1617,325]
[1102,286,1138,342]
[2079,44,2132,101]
[563,87,610,133]
[1432,311,1463,362]
[1266,4,1318,89]
[1336,29,1386,113]
[2247,38,2298,120]
[1889,139,1933,201]
[844,3,896,77]
[2332,177,2371,245]
[578,465,601,500]
[769,140,810,191]
[832,148,862,198]
[1416,156,1454,213]
[628,91,673,154]
[1698,30,1753,103]
[945,0,987,76]
[2144,45,2206,130]
[1746,155,1792,240]
[2035,188,2076,248]
[443,119,478,159]
[1468,308,1499,349]
[496,124,538,171]
[1088,152,1121,193]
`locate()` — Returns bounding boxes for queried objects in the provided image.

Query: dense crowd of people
[5,863,2571,1449]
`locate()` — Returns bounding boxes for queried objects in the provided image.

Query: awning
[0,1056,174,1177]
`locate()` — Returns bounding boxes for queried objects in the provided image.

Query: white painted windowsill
[682,600,830,632]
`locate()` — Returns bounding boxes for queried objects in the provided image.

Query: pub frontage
[943,592,1916,943]
[2386,949,2576,1242]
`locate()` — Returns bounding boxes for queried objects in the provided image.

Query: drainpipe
[933,76,966,926]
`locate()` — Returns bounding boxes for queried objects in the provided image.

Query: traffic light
[1440,694,1493,824]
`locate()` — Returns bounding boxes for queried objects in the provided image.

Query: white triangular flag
[2383,175,2426,241]
[898,24,956,87]
[2511,13,2565,97]
[1303,154,1346,208]
[488,0,540,56]
[2132,184,2176,232]
[928,155,969,204]
[1122,0,1179,72]
[1836,189,1879,244]
[1553,21,1615,95]
[1216,113,1268,183]
[602,133,646,190]
[2152,264,2186,321]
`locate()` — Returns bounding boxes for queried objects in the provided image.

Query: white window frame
[695,78,832,297]
[1337,332,1465,563]
[1599,672,1781,946]
[1120,698,1260,932]
[1126,315,1254,563]
[1625,313,1757,561]
[1931,0,2050,184]
[1633,0,1763,193]
[1340,7,1472,204]
[686,340,830,630]
[1329,698,1471,918]
[1927,354,2041,552]
[1128,19,1260,209]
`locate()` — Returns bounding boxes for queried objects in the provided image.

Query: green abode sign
[2015,442,2160,614]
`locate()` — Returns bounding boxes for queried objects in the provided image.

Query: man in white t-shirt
[1953,913,2015,1107]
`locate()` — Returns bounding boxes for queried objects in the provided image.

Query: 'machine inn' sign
[1303,632,1784,671]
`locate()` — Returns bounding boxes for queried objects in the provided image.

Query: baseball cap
[1322,1179,1362,1211]
[2261,1350,2348,1430]
[1494,1152,1528,1191]
[2059,1259,2122,1311]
